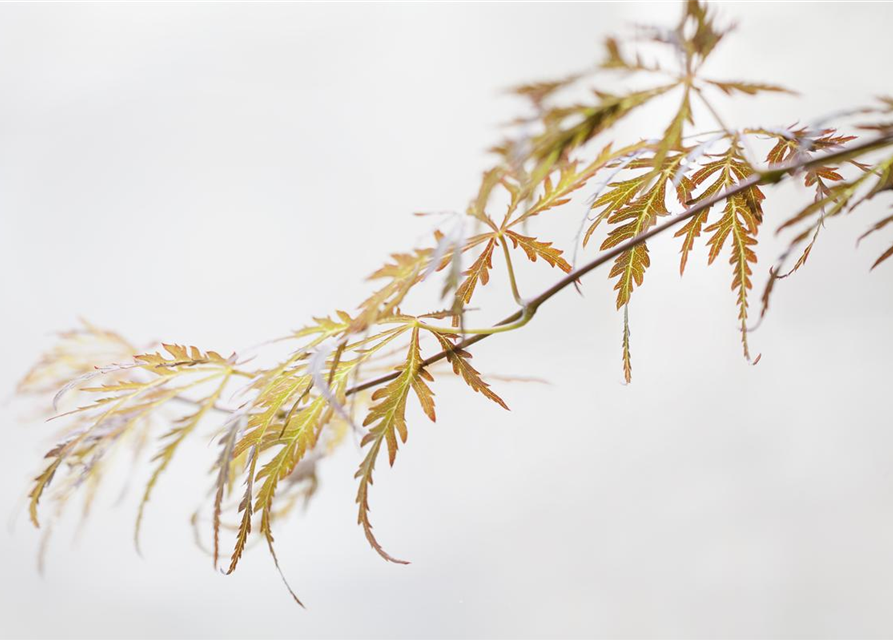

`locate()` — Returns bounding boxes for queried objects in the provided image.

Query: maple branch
[183,132,893,413]
[23,0,893,602]
[347,132,893,396]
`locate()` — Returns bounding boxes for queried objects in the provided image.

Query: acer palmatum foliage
[17,1,893,605]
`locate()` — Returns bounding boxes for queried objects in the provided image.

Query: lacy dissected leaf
[583,177,648,243]
[292,311,354,348]
[211,413,242,570]
[674,211,706,276]
[135,344,233,374]
[653,89,693,170]
[764,128,856,167]
[853,157,893,268]
[227,361,312,574]
[222,323,413,577]
[689,144,764,357]
[28,450,66,528]
[858,154,893,203]
[356,250,432,331]
[750,128,856,281]
[505,231,572,273]
[705,80,795,97]
[776,155,893,247]
[859,209,893,270]
[508,145,618,227]
[582,153,693,383]
[18,320,136,396]
[677,0,729,62]
[675,144,760,276]
[453,224,572,319]
[220,320,409,582]
[509,74,583,109]
[707,195,761,356]
[253,395,331,530]
[530,84,676,181]
[253,362,357,538]
[135,371,232,551]
[431,332,508,410]
[587,153,690,308]
[248,366,353,606]
[622,305,632,384]
[805,165,845,199]
[467,167,504,228]
[228,450,256,577]
[601,36,662,73]
[29,344,236,529]
[455,237,497,305]
[870,243,893,270]
[765,127,855,207]
[355,326,434,563]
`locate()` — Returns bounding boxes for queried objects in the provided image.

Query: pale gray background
[2,2,893,638]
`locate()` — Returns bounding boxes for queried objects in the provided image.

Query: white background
[2,2,893,638]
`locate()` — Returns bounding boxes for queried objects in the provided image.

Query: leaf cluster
[15,0,893,605]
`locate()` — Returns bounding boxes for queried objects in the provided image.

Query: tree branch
[346,132,893,396]
[187,133,893,412]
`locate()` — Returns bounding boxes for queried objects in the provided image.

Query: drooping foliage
[15,0,893,605]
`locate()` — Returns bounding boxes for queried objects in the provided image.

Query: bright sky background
[2,2,893,638]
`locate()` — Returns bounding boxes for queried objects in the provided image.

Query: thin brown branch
[189,133,893,412]
[346,132,893,396]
